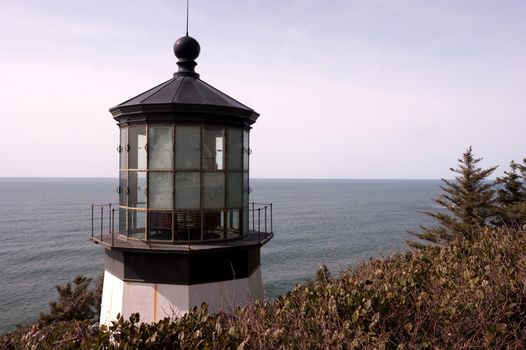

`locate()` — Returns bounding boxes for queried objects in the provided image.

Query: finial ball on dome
[174,36,200,60]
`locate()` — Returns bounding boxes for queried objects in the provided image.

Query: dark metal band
[104,246,261,285]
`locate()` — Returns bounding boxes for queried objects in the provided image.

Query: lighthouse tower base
[100,268,263,325]
[98,246,264,326]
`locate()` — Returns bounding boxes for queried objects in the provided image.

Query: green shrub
[4,226,525,349]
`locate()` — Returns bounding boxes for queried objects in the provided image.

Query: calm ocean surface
[0,178,441,333]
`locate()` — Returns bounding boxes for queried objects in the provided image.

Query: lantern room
[111,36,256,244]
[118,121,249,242]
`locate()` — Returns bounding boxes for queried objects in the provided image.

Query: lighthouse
[90,34,273,326]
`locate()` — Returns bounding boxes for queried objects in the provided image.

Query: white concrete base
[99,268,264,325]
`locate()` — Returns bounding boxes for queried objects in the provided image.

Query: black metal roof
[110,36,259,125]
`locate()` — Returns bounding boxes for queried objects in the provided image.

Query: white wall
[99,267,263,325]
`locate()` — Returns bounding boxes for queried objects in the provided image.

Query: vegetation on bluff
[1,148,526,349]
[38,275,102,325]
[494,158,526,227]
[408,147,526,248]
[408,146,498,247]
[2,225,526,349]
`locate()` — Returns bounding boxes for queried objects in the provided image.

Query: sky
[0,0,525,179]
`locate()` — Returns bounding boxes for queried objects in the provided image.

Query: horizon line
[0,176,500,181]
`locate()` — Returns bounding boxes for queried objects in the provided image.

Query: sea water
[0,178,440,333]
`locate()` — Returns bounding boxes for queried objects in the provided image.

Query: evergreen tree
[494,158,526,226]
[94,273,104,317]
[39,275,96,324]
[315,264,332,284]
[408,147,497,248]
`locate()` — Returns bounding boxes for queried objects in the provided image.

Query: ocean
[0,178,441,333]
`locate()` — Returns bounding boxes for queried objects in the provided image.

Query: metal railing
[91,203,118,246]
[90,202,273,248]
[250,202,273,242]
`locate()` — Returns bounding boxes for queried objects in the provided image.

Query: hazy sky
[1,0,525,179]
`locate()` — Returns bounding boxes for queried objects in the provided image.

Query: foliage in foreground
[3,225,526,349]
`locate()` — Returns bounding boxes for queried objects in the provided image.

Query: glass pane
[243,171,249,207]
[227,128,243,170]
[226,210,240,239]
[129,125,147,169]
[176,126,200,169]
[120,127,128,170]
[119,208,126,235]
[119,171,126,206]
[203,211,224,240]
[228,210,239,230]
[128,171,146,208]
[227,172,242,208]
[203,128,224,170]
[204,172,225,208]
[243,207,249,235]
[243,130,249,171]
[149,126,173,169]
[149,211,172,241]
[148,172,173,209]
[175,211,201,241]
[175,172,200,209]
[128,210,145,238]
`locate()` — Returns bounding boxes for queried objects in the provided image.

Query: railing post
[91,205,94,238]
[258,208,261,243]
[264,205,267,239]
[252,202,255,231]
[270,203,273,233]
[108,203,112,236]
[187,210,191,250]
[223,210,227,239]
[100,206,104,241]
[111,208,115,247]
[148,212,152,249]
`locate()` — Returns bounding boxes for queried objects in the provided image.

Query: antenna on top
[185,0,189,36]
